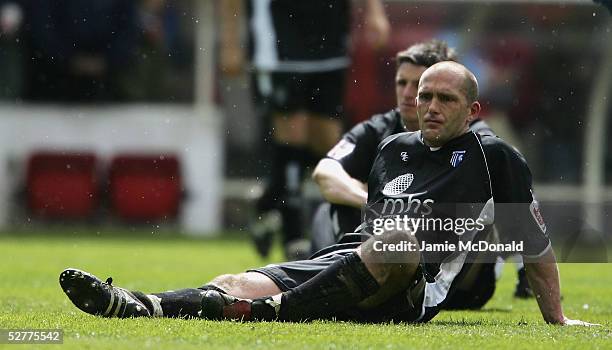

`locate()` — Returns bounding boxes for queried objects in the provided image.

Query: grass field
[1,230,611,349]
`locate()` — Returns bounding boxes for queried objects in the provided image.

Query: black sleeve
[485,137,551,257]
[326,117,386,183]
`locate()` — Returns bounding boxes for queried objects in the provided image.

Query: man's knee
[209,274,239,291]
[360,230,420,286]
[272,113,308,145]
[307,117,342,155]
[208,272,282,299]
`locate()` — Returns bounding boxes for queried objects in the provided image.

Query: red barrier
[109,154,182,221]
[27,152,98,219]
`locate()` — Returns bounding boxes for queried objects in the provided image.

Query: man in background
[219,0,390,259]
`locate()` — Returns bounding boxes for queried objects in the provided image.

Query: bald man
[60,62,595,326]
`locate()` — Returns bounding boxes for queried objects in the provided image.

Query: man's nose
[427,96,441,113]
[403,85,417,99]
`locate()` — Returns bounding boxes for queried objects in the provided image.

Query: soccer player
[220,0,389,259]
[311,39,487,247]
[60,62,594,326]
[311,39,529,304]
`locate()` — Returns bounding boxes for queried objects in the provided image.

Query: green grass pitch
[1,230,611,349]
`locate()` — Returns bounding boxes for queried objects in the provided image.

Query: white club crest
[450,150,466,167]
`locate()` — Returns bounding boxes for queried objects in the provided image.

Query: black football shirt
[246,0,351,72]
[321,130,551,322]
[325,109,495,236]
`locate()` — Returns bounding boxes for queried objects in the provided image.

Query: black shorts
[249,252,427,323]
[252,69,346,119]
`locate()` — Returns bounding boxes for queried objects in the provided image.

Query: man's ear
[467,101,481,122]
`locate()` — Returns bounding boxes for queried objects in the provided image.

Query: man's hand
[562,317,600,326]
[363,0,390,49]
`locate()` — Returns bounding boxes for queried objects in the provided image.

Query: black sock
[144,288,205,318]
[134,284,226,319]
[252,252,380,321]
[258,143,309,244]
[258,144,302,212]
[281,146,319,244]
[131,291,157,316]
[280,195,303,244]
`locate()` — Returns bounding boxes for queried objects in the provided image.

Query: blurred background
[0,0,609,253]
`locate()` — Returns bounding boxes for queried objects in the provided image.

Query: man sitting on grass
[59,62,595,326]
[310,39,531,304]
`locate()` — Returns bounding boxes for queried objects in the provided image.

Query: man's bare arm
[523,247,564,324]
[524,247,599,326]
[312,158,368,209]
